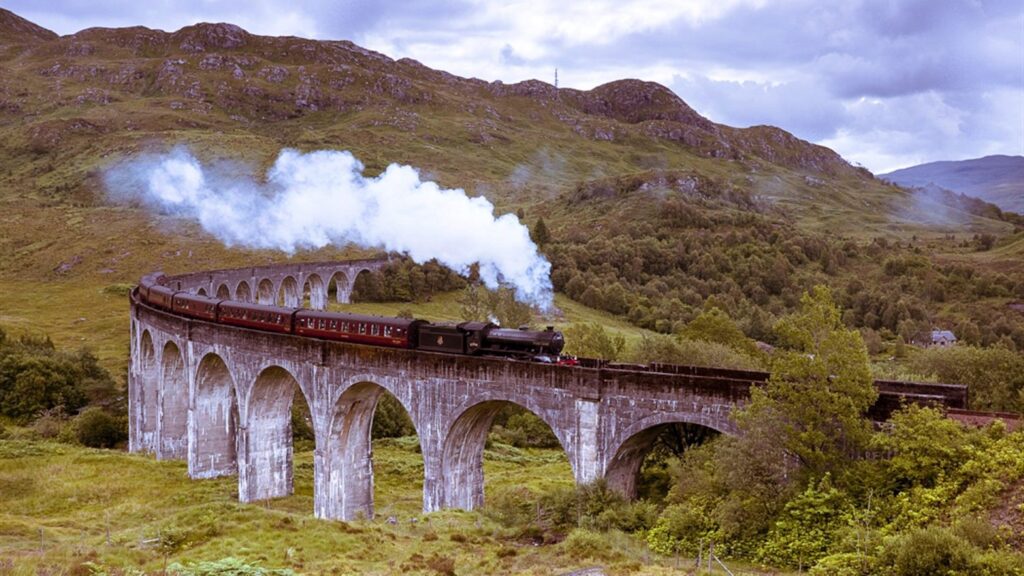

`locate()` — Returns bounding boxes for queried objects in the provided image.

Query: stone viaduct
[163,258,389,309]
[129,260,969,522]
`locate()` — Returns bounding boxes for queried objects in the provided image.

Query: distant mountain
[881,155,1024,213]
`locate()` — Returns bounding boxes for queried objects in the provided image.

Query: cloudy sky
[6,0,1022,173]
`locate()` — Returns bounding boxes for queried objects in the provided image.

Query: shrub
[974,550,1024,576]
[490,410,559,448]
[31,406,69,439]
[426,554,456,576]
[561,528,620,561]
[371,394,414,439]
[290,402,314,442]
[877,526,976,576]
[73,407,126,448]
[758,476,850,570]
[645,503,714,556]
[809,552,875,576]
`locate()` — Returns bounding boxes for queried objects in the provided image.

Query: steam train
[136,272,565,360]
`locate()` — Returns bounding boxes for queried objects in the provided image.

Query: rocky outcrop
[2,8,865,180]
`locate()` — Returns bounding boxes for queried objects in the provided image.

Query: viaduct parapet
[129,260,969,521]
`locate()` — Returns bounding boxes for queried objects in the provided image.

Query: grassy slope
[0,438,784,575]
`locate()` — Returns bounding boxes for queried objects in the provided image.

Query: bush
[490,409,560,448]
[974,550,1024,576]
[877,526,976,576]
[73,407,126,448]
[31,406,69,439]
[372,394,414,439]
[561,528,621,561]
[0,334,115,423]
[758,476,850,570]
[809,552,875,576]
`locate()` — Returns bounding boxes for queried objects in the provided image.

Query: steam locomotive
[136,272,565,360]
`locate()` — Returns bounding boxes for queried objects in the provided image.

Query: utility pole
[554,68,558,89]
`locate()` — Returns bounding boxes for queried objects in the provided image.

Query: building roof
[931,330,957,342]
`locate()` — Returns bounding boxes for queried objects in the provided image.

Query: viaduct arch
[130,259,969,522]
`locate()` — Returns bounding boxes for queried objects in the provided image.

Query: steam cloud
[105,147,553,310]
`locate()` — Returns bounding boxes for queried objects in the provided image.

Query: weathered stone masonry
[130,260,968,522]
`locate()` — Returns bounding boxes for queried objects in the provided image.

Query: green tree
[532,216,551,246]
[0,348,90,423]
[759,476,850,570]
[872,404,968,489]
[563,323,627,361]
[679,307,759,357]
[372,394,414,438]
[489,287,533,328]
[910,345,1024,413]
[458,284,490,321]
[736,286,876,478]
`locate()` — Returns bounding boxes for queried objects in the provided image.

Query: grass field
[0,436,790,575]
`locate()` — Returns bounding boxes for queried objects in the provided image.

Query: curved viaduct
[129,259,968,522]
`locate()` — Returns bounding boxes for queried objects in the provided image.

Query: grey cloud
[499,44,527,66]
[670,75,847,141]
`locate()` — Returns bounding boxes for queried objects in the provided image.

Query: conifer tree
[532,217,550,247]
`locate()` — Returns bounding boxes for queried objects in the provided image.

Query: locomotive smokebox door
[417,325,467,354]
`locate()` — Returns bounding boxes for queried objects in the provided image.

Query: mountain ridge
[0,8,860,181]
[881,155,1024,213]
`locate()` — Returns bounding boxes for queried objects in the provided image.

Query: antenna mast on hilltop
[554,68,558,89]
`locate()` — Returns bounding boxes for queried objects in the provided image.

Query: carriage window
[383,326,392,337]
[359,323,366,334]
[330,320,337,330]
[371,324,379,336]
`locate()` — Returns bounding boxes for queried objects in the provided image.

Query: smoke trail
[104,147,553,310]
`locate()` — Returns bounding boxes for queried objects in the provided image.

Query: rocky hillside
[0,7,868,185]
[881,155,1024,213]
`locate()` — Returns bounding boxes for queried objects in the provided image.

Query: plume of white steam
[105,147,553,310]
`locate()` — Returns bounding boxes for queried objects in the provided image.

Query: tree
[532,217,551,247]
[872,404,968,489]
[458,284,533,328]
[680,307,759,357]
[458,284,489,321]
[909,345,1024,413]
[735,286,876,479]
[563,323,626,361]
[489,287,533,328]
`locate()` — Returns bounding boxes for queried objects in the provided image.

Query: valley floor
[0,437,792,575]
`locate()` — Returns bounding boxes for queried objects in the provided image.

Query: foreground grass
[0,437,794,575]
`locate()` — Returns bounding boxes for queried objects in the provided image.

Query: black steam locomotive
[137,272,565,361]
